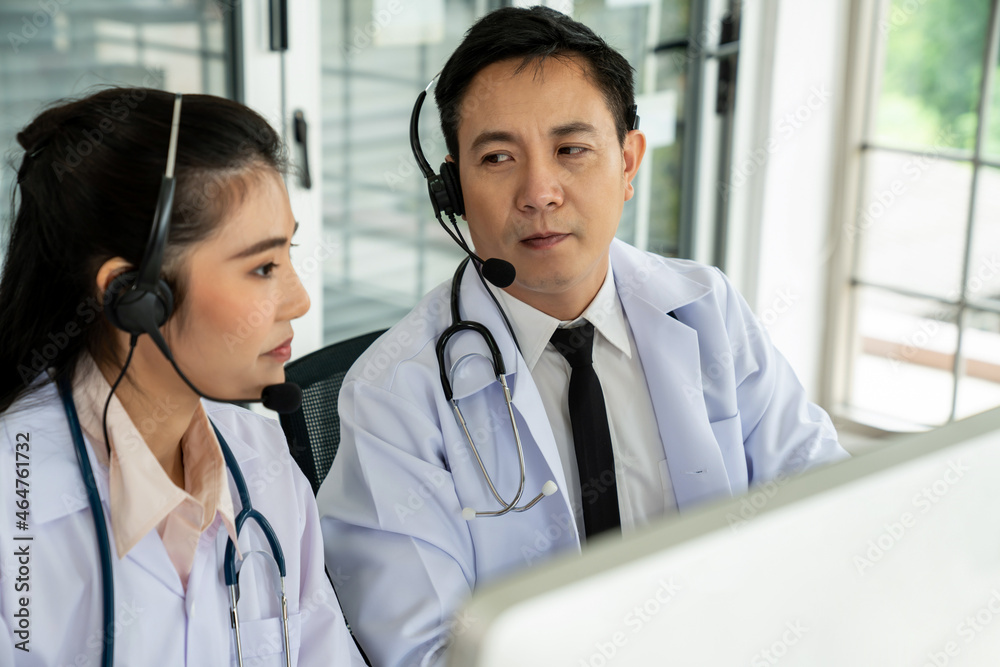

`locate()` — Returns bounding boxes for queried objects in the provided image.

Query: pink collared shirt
[71,354,239,589]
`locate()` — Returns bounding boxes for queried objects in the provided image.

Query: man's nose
[516,156,565,212]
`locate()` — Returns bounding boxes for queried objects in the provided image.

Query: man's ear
[622,130,647,202]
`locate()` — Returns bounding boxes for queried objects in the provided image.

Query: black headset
[408,81,639,223]
[409,86,465,219]
[104,92,182,341]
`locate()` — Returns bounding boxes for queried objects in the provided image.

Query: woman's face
[161,168,310,399]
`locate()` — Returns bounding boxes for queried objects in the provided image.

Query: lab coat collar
[203,403,262,468]
[608,238,712,314]
[18,383,257,529]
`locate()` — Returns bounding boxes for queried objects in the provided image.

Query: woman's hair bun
[17,122,49,153]
[16,104,71,153]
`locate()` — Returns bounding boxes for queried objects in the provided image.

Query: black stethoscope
[435,258,557,521]
[56,376,292,667]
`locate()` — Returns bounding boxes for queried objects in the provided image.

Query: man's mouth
[521,232,569,249]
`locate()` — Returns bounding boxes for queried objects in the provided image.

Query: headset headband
[409,78,436,180]
[135,92,182,292]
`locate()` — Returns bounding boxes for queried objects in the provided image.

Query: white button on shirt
[493,262,678,541]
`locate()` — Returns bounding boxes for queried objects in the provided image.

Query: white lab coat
[0,381,366,667]
[318,239,850,666]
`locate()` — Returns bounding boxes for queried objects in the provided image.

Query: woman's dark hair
[0,87,287,412]
[434,5,635,160]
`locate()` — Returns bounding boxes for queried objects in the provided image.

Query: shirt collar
[71,354,238,559]
[493,258,631,371]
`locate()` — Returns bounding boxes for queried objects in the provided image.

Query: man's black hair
[434,5,636,161]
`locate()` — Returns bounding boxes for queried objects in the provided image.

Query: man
[318,7,849,666]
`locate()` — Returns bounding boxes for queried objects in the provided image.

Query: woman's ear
[95,257,135,301]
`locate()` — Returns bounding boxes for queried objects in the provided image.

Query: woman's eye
[254,262,278,278]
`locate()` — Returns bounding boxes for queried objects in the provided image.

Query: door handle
[269,0,288,51]
[293,110,312,190]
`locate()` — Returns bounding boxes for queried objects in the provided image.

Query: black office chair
[279,329,387,494]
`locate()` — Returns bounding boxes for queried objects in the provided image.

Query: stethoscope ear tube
[58,376,115,667]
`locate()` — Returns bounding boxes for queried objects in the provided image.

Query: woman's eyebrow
[228,222,299,260]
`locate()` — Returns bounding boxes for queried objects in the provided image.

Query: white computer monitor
[448,407,1000,666]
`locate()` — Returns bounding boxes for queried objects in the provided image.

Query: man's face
[453,55,645,319]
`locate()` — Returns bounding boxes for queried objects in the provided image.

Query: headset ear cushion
[103,270,138,333]
[152,278,175,325]
[104,271,174,335]
[439,161,464,217]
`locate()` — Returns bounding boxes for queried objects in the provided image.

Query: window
[318,0,696,345]
[0,0,237,256]
[840,0,1000,428]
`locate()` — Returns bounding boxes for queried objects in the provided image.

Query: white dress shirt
[494,262,677,541]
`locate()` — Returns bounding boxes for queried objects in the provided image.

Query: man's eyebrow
[468,123,600,154]
[469,130,517,154]
[228,221,299,260]
[550,121,599,138]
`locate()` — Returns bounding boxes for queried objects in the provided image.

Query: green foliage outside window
[875,0,994,153]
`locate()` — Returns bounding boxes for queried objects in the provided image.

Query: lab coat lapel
[29,398,186,597]
[123,527,186,597]
[611,241,734,510]
[444,264,575,528]
[84,431,184,596]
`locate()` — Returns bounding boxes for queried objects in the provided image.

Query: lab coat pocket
[709,412,748,489]
[230,612,302,666]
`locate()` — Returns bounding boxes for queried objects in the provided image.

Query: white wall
[729,0,850,400]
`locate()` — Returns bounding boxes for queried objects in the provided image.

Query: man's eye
[560,146,588,156]
[484,153,512,164]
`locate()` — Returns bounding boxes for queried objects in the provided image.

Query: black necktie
[550,322,621,538]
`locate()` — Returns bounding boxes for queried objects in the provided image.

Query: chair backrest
[279,329,387,494]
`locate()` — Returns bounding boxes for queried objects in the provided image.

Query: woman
[0,88,365,666]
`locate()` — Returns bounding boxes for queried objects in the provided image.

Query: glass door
[0,0,238,250]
